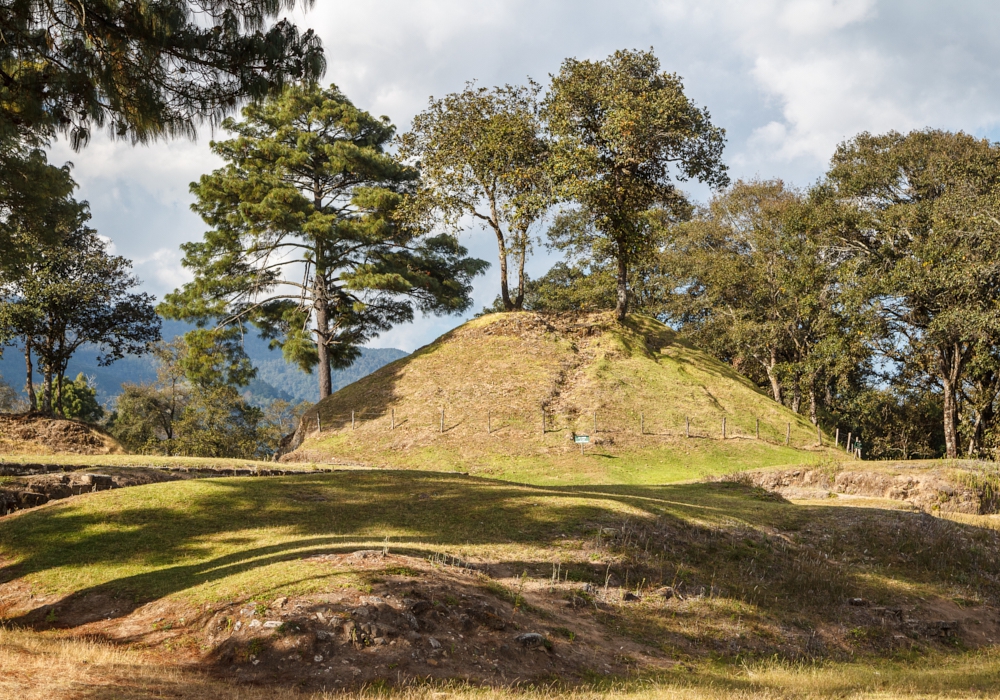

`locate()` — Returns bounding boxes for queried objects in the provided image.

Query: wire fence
[308,407,857,454]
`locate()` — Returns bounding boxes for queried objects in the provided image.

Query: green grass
[290,312,841,483]
[0,452,328,471]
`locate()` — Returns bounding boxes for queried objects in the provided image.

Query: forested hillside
[0,320,407,406]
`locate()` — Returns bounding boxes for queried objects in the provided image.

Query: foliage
[0,210,160,416]
[0,0,325,148]
[162,82,488,400]
[543,48,728,322]
[0,374,26,412]
[172,384,267,459]
[401,82,550,311]
[826,129,1000,458]
[34,373,104,422]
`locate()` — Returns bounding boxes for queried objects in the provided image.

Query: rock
[248,619,262,629]
[273,596,288,608]
[848,598,869,607]
[515,632,546,648]
[410,600,433,616]
[622,592,641,602]
[315,630,332,641]
[402,612,420,630]
[653,586,675,600]
[313,655,323,663]
[234,621,243,632]
[428,637,442,649]
[263,620,281,629]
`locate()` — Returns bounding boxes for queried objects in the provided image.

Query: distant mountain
[0,319,408,408]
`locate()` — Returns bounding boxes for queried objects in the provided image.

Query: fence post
[317,415,321,433]
[686,416,690,438]
[391,408,395,431]
[594,411,598,433]
[847,432,852,456]
[541,409,545,435]
[785,422,790,446]
[835,427,839,448]
[756,418,760,440]
[488,410,491,434]
[722,416,726,439]
[640,412,644,435]
[440,408,445,433]
[351,411,355,431]
[817,424,822,446]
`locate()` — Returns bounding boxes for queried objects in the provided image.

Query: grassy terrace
[1,470,1000,696]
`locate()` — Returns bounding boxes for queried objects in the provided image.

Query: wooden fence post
[641,412,644,435]
[785,422,790,445]
[391,408,395,431]
[756,418,760,440]
[847,432,852,456]
[594,411,598,433]
[817,424,822,446]
[541,409,546,435]
[488,410,492,434]
[835,427,839,448]
[440,408,445,433]
[317,415,321,433]
[722,416,726,439]
[351,411,355,431]
[686,416,690,438]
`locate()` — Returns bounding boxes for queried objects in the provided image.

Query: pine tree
[162,83,488,400]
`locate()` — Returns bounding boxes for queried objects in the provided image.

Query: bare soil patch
[0,413,123,455]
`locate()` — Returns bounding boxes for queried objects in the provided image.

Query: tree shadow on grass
[1,472,999,633]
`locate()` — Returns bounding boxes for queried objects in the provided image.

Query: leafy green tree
[173,384,266,459]
[543,48,728,323]
[0,374,26,412]
[826,130,1000,458]
[0,0,325,147]
[0,218,160,416]
[36,373,103,422]
[401,82,550,311]
[663,179,864,423]
[162,83,488,400]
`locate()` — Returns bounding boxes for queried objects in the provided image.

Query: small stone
[427,658,438,666]
[316,630,332,641]
[515,632,545,648]
[374,637,387,646]
[654,586,675,600]
[251,659,260,666]
[314,655,323,663]
[248,619,262,629]
[848,598,869,607]
[622,592,641,602]
[234,621,243,632]
[428,637,442,649]
[274,596,288,608]
[263,620,281,629]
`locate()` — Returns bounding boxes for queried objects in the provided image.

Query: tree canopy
[162,83,488,399]
[543,48,729,323]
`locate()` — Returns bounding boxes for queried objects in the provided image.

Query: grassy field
[2,470,1000,696]
[287,313,840,482]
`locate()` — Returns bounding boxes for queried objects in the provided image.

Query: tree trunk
[512,228,527,311]
[808,384,818,425]
[765,349,782,404]
[615,241,628,324]
[315,288,333,400]
[939,342,965,459]
[24,339,36,412]
[41,361,53,415]
[791,382,801,414]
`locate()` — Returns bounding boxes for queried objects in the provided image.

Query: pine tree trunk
[615,243,628,324]
[315,290,333,400]
[939,342,964,460]
[24,339,36,412]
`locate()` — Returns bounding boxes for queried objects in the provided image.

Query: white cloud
[46,0,1000,351]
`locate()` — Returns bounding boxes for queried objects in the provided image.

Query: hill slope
[284,312,835,483]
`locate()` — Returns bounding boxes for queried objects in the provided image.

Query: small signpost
[574,433,590,454]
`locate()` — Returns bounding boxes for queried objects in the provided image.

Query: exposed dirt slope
[733,462,1000,514]
[283,312,833,481]
[0,413,124,455]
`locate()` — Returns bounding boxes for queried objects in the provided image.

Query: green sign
[574,434,590,444]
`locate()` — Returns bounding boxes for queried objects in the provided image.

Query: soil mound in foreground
[0,413,124,455]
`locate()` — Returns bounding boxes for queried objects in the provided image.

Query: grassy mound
[285,313,835,483]
[0,413,124,455]
[2,471,1000,694]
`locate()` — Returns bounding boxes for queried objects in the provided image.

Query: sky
[47,0,1000,352]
